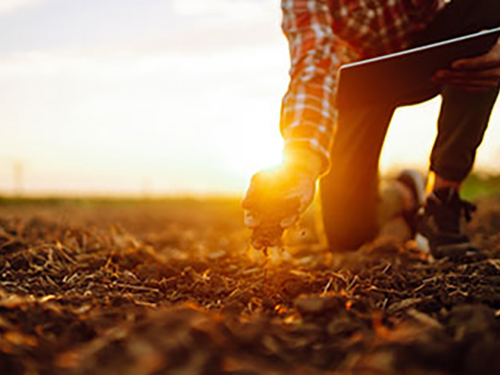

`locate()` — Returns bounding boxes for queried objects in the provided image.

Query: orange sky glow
[0,0,499,197]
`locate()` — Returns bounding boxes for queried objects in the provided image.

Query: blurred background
[0,0,499,198]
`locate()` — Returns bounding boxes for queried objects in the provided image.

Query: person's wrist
[283,148,322,180]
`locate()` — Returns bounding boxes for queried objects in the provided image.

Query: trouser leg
[321,0,500,250]
[320,103,394,250]
[418,0,500,182]
[431,86,499,181]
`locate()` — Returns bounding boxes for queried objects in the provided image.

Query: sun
[226,126,284,183]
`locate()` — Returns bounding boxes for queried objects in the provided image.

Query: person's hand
[242,149,322,249]
[433,36,500,91]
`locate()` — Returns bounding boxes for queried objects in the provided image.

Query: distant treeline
[0,173,499,206]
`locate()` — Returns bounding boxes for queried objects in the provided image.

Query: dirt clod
[1,198,500,374]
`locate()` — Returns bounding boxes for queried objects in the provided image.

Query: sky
[0,0,499,197]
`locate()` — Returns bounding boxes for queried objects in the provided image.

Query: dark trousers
[321,0,500,250]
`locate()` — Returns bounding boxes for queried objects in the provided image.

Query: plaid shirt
[280,0,442,173]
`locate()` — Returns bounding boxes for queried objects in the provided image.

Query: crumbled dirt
[1,198,500,375]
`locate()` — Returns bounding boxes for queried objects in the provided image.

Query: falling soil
[2,198,500,375]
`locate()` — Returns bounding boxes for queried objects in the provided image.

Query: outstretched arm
[280,0,340,175]
[243,0,340,248]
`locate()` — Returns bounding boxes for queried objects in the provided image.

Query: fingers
[242,167,316,242]
[242,174,261,210]
[437,80,497,92]
[280,214,298,229]
[252,234,281,250]
[433,68,500,91]
[242,174,262,229]
[436,77,498,87]
[244,210,260,228]
[452,43,500,70]
[449,85,494,93]
[245,204,300,230]
[435,67,500,80]
[453,55,496,70]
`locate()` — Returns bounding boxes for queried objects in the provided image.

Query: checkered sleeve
[402,0,441,26]
[280,0,339,174]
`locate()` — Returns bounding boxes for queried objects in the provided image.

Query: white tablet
[336,27,500,109]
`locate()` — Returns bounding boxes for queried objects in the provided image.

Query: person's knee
[322,215,378,251]
[320,187,380,251]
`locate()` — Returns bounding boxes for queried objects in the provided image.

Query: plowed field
[1,198,500,375]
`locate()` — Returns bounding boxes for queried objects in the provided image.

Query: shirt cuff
[283,138,331,176]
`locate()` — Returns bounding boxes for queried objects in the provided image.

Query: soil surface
[1,198,500,375]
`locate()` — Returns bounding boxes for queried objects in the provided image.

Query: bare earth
[1,198,500,375]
